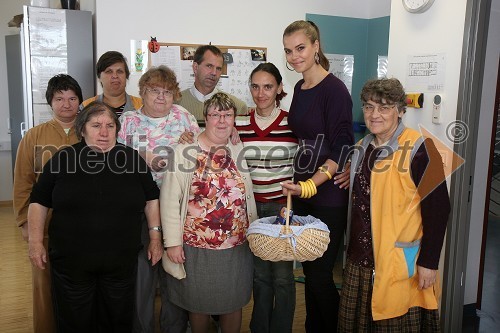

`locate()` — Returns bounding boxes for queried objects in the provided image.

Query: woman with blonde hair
[281,20,354,332]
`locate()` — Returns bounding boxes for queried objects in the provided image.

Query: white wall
[388,0,467,144]
[367,0,392,18]
[465,0,500,305]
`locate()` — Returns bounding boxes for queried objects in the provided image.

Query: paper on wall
[378,56,388,79]
[28,6,67,57]
[33,103,53,126]
[226,49,263,107]
[31,56,68,104]
[180,60,194,91]
[150,45,182,81]
[325,54,354,95]
[406,53,446,92]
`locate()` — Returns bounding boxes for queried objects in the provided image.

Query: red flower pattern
[183,149,249,249]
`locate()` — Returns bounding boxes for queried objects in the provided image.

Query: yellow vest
[349,125,440,320]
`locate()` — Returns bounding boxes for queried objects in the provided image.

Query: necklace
[254,106,279,120]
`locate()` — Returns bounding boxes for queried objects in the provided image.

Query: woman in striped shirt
[235,63,298,333]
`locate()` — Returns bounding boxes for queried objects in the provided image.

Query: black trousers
[293,199,348,333]
[50,251,138,333]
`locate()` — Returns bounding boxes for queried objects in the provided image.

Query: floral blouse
[183,148,249,250]
[117,105,200,187]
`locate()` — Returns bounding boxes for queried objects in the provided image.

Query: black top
[288,73,354,207]
[31,141,159,256]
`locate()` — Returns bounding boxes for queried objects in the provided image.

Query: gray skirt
[165,242,253,314]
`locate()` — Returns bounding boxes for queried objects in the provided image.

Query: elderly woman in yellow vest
[338,78,450,332]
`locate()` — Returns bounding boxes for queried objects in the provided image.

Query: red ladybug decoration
[148,37,160,53]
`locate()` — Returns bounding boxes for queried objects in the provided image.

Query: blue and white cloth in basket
[247,215,329,238]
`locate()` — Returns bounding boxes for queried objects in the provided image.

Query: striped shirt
[235,109,298,203]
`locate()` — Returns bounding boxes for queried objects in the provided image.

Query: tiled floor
[462,215,500,332]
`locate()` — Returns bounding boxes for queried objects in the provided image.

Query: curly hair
[360,78,407,113]
[138,65,182,101]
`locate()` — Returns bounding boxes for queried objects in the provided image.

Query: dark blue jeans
[250,201,296,333]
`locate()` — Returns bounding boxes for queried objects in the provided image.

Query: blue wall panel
[305,14,390,137]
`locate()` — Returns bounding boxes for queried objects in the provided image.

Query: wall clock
[402,0,436,13]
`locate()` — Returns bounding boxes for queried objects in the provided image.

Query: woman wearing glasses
[338,78,450,332]
[118,65,200,333]
[161,92,257,333]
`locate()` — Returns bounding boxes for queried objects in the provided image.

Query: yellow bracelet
[299,179,316,199]
[298,181,304,198]
[298,181,307,199]
[306,179,318,196]
[302,181,311,199]
[318,165,333,180]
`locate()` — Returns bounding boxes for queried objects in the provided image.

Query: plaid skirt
[338,259,441,332]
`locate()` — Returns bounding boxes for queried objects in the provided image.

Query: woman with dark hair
[235,62,298,333]
[338,78,450,332]
[281,20,354,332]
[28,101,162,332]
[82,50,142,116]
[13,73,82,333]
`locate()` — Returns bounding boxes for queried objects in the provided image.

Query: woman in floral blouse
[160,92,258,333]
[117,65,200,332]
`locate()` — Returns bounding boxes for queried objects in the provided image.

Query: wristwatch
[318,165,333,180]
[149,226,162,232]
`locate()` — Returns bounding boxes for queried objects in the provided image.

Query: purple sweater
[288,73,354,207]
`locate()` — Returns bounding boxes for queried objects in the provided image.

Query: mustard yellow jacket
[348,123,440,320]
[13,119,79,234]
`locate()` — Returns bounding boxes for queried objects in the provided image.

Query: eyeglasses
[145,87,173,97]
[362,103,397,115]
[206,113,235,121]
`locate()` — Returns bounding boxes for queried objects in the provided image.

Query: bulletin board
[148,42,267,107]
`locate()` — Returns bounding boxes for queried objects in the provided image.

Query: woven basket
[247,193,330,262]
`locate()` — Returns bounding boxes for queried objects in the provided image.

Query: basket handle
[285,191,292,227]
